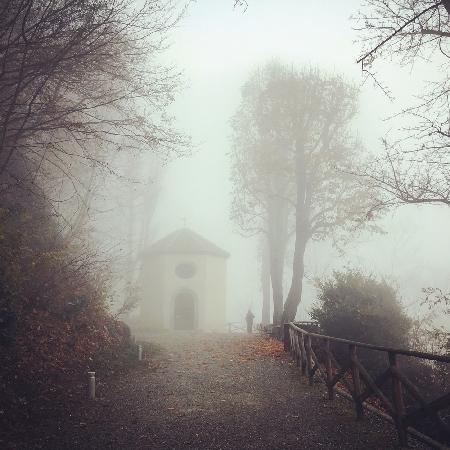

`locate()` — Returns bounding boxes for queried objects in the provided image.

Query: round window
[175,262,196,279]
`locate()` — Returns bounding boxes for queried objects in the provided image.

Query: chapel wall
[164,254,207,329]
[204,256,227,331]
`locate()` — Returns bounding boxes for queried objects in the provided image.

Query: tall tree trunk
[282,231,307,324]
[268,197,289,324]
[282,140,308,324]
[261,236,271,325]
[270,246,284,324]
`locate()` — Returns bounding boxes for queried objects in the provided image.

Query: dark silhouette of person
[245,309,255,334]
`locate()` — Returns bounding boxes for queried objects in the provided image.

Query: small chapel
[139,228,229,331]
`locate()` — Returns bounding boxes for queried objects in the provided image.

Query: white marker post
[138,344,143,361]
[88,371,96,399]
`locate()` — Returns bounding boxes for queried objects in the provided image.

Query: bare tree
[230,62,295,324]
[355,1,450,207]
[0,0,189,214]
[0,1,189,317]
[231,63,379,324]
[281,69,379,323]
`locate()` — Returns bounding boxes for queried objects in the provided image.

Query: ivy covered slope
[0,165,132,430]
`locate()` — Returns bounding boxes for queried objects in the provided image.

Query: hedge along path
[284,322,450,450]
[12,333,429,450]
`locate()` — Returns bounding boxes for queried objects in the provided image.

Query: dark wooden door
[174,292,196,330]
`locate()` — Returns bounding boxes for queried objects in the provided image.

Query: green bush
[311,270,412,349]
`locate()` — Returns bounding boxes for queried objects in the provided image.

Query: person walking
[245,309,255,334]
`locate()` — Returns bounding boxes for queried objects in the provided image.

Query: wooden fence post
[300,332,306,376]
[349,344,364,420]
[296,332,301,368]
[305,334,313,386]
[289,328,294,356]
[325,339,334,400]
[283,323,291,352]
[291,329,297,359]
[294,332,301,367]
[389,352,408,447]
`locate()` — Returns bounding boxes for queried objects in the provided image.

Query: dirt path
[8,333,428,449]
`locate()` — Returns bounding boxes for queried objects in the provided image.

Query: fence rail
[283,322,450,449]
[227,322,247,333]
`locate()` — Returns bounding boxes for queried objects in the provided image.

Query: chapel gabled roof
[144,228,229,258]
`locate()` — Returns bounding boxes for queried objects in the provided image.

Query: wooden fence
[227,322,247,333]
[283,322,450,449]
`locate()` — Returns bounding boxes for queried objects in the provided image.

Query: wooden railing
[227,322,247,333]
[283,323,450,449]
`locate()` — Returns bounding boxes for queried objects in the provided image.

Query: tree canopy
[231,62,379,324]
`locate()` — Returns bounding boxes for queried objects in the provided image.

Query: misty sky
[147,0,450,327]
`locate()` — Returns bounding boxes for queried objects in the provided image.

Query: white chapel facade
[139,228,229,331]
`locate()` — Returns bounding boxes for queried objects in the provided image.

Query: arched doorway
[173,291,197,330]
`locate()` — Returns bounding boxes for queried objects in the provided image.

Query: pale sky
[148,0,450,328]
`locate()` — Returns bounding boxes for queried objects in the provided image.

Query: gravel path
[8,333,429,449]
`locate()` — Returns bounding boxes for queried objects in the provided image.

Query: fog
[3,2,450,448]
[132,0,450,328]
